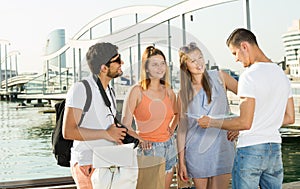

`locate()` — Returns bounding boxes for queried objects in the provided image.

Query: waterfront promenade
[1,177,299,188]
[1,98,300,188]
[283,181,300,189]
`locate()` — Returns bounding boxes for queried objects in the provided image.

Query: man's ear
[240,41,248,51]
[100,64,107,73]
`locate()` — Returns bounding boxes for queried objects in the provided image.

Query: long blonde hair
[140,46,170,90]
[179,42,212,113]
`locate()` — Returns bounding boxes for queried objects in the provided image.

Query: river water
[1,101,300,183]
[0,101,70,182]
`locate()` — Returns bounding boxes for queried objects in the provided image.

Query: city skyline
[0,0,299,74]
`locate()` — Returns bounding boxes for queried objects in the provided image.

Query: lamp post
[8,50,21,77]
[9,56,12,79]
[243,0,251,30]
[0,39,10,91]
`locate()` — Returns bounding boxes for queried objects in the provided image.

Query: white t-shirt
[65,75,116,166]
[237,63,292,148]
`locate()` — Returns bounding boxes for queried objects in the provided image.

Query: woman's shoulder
[130,84,143,93]
[207,70,225,87]
[125,84,144,101]
[167,86,175,94]
[207,69,219,77]
[163,85,175,99]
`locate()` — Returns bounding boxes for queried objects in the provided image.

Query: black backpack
[51,80,92,167]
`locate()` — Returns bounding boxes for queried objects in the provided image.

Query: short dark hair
[86,42,118,74]
[226,28,258,47]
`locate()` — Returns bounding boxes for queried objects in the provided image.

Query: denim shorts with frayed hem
[232,143,283,189]
[138,135,177,173]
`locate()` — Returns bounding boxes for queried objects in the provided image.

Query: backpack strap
[78,79,92,126]
[93,74,119,126]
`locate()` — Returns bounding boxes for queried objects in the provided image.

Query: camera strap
[93,74,118,125]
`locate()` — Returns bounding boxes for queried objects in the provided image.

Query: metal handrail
[0,176,75,189]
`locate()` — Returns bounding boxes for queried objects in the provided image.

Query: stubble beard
[107,69,123,78]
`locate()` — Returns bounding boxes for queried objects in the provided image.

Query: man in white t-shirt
[62,42,132,188]
[198,28,295,188]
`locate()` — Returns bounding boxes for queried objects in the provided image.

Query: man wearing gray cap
[63,42,136,188]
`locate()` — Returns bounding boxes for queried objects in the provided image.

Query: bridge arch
[38,0,240,96]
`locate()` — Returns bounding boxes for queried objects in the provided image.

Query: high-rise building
[282,20,300,78]
[44,29,66,72]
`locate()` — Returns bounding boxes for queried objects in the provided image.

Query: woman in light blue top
[177,42,238,189]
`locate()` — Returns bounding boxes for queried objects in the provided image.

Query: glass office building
[44,29,66,71]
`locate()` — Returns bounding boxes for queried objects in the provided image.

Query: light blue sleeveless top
[185,70,235,178]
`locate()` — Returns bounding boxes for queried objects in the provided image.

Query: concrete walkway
[283,181,300,189]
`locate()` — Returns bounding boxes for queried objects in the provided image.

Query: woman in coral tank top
[122,46,178,189]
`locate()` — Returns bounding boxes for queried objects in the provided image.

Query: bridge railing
[24,69,74,95]
[23,74,44,94]
[43,69,74,94]
[41,0,237,92]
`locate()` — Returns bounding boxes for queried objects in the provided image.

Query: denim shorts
[232,143,283,189]
[138,135,177,173]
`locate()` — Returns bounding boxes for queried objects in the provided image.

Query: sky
[0,0,300,74]
[0,0,183,74]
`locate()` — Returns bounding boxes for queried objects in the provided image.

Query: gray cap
[86,42,118,74]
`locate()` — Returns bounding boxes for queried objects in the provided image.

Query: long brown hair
[140,46,170,90]
[179,42,212,114]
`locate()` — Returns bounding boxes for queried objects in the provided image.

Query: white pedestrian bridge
[2,0,247,102]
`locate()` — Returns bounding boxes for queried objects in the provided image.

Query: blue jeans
[138,135,177,172]
[232,143,283,189]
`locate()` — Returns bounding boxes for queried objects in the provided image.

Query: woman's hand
[168,127,174,136]
[139,140,152,150]
[178,163,189,182]
[227,130,239,141]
